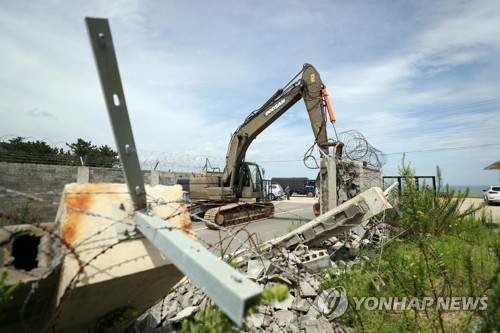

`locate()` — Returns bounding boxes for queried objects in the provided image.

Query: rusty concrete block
[54,183,189,331]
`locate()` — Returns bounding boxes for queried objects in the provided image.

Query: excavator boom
[222,63,331,188]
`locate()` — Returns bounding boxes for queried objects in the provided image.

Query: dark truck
[271,177,316,197]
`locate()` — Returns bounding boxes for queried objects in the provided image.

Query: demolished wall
[336,160,382,205]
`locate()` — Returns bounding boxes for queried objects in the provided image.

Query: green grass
[461,193,483,199]
[322,218,499,332]
[287,220,304,233]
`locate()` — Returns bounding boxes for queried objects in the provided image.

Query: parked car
[271,177,316,196]
[268,183,285,201]
[483,185,500,205]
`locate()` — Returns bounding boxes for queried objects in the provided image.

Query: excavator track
[204,202,275,229]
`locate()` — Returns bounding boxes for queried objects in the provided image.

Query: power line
[382,142,500,155]
[259,142,500,163]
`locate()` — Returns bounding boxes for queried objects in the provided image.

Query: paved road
[463,198,500,222]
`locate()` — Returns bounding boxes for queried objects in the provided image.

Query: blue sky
[1,0,499,186]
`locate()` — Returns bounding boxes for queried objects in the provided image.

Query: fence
[0,162,190,223]
[0,148,226,173]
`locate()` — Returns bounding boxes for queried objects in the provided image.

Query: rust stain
[62,191,92,245]
[176,203,194,239]
[61,183,122,245]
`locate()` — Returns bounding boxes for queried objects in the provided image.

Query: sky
[1,0,499,187]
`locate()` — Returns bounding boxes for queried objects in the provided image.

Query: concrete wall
[0,162,190,223]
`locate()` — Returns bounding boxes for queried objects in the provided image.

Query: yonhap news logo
[353,296,488,311]
[315,287,348,318]
[314,288,488,318]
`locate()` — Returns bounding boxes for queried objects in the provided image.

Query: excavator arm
[222,63,335,189]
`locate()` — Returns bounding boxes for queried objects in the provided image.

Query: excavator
[178,63,338,228]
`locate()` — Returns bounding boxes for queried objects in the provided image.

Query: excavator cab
[237,162,265,201]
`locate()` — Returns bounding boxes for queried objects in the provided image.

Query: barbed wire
[338,130,387,169]
[1,131,387,173]
[137,150,225,173]
[0,149,225,173]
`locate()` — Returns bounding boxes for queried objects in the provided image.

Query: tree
[0,137,118,167]
[0,137,61,164]
[66,139,118,168]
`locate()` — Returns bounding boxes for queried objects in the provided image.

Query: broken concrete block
[302,249,331,272]
[292,243,309,256]
[301,316,335,333]
[164,302,181,320]
[274,310,295,327]
[331,241,345,251]
[168,306,199,322]
[191,291,204,306]
[350,235,361,249]
[247,259,266,280]
[274,293,294,310]
[262,313,273,327]
[286,252,301,264]
[270,322,281,333]
[305,305,320,320]
[350,225,366,239]
[288,323,300,332]
[266,273,293,286]
[299,278,318,298]
[181,290,194,308]
[291,297,311,313]
[246,312,265,329]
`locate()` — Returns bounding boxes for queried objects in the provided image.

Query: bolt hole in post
[98,32,105,46]
[113,93,120,106]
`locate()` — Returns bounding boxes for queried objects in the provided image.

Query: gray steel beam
[85,17,146,210]
[135,212,262,326]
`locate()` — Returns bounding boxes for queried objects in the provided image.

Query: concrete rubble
[126,215,393,332]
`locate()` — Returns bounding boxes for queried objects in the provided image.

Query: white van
[269,183,285,201]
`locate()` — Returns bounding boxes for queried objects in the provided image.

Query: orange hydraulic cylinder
[322,87,336,123]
